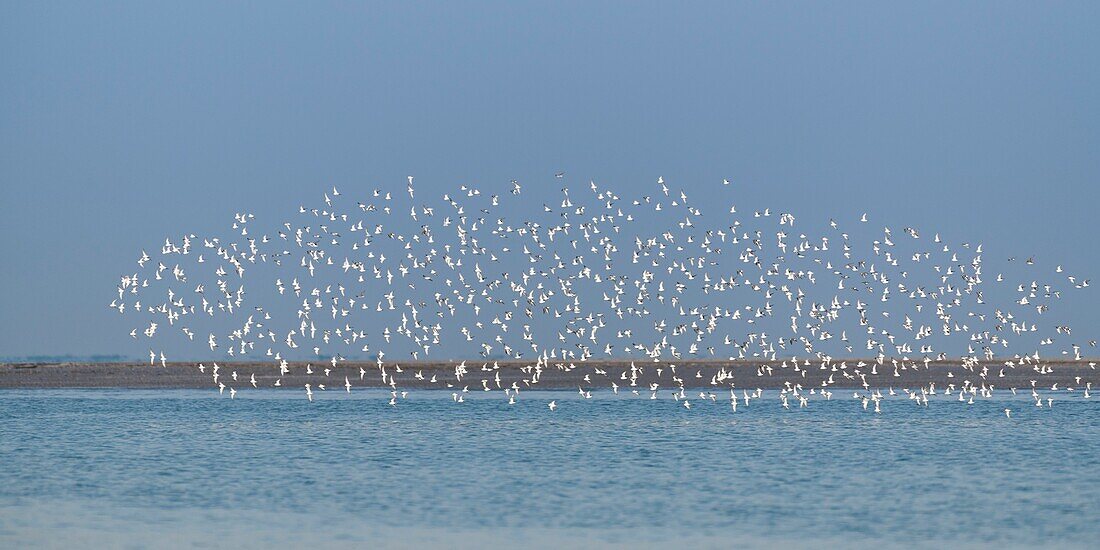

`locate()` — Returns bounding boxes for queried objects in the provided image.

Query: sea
[1,389,1097,549]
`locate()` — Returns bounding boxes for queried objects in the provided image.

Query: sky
[1,1,1097,359]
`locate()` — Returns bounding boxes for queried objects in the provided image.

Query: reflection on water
[1,389,1097,548]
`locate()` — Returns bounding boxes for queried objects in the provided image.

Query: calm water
[1,389,1098,549]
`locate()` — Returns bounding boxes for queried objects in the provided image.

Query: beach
[2,359,1095,390]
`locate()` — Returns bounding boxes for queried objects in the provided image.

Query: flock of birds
[110,175,1096,416]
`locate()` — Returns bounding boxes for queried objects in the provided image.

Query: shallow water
[1,389,1097,548]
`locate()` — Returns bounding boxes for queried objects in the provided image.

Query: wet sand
[1,359,1096,390]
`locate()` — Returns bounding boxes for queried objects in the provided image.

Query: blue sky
[1,1,1097,358]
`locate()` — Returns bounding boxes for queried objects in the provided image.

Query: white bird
[111,174,1095,419]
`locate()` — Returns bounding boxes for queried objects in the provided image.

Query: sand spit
[1,359,1095,391]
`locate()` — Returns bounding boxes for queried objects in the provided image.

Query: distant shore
[1,359,1095,390]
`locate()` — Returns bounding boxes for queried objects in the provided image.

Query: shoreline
[1,359,1095,390]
